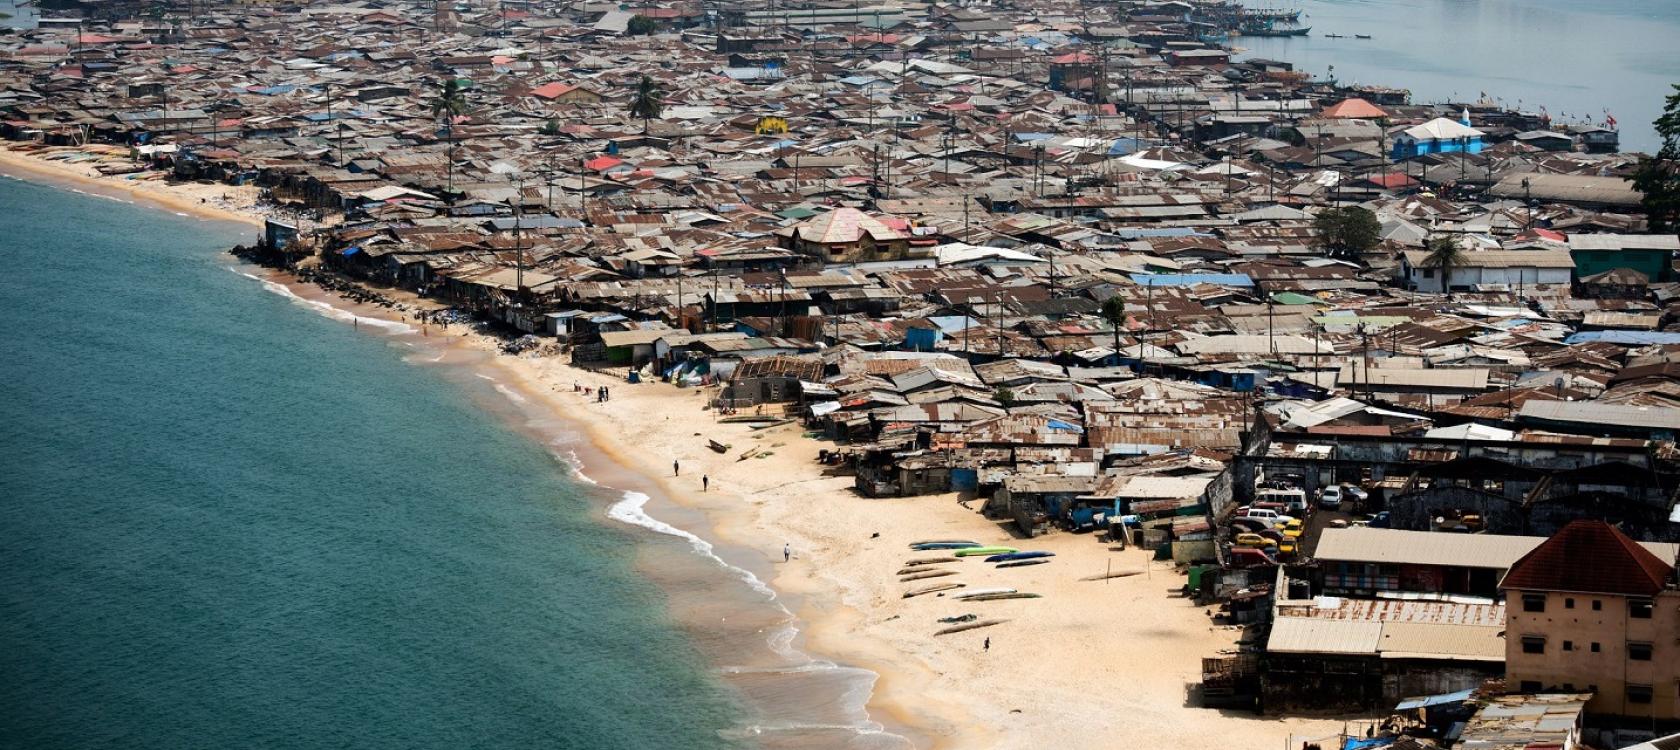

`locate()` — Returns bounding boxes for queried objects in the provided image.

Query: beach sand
[0,144,266,228]
[4,146,1347,748]
[490,359,1349,749]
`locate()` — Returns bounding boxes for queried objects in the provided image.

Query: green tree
[1422,234,1466,297]
[629,75,663,134]
[430,78,468,194]
[1313,206,1383,261]
[1629,83,1680,231]
[994,387,1016,409]
[1100,294,1128,353]
[626,14,657,35]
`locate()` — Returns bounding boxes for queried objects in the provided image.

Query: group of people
[572,382,613,402]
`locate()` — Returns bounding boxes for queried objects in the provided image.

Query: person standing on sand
[783,544,790,562]
[702,475,709,492]
[984,637,990,652]
[673,460,680,476]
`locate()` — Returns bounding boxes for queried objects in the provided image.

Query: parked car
[1234,532,1277,548]
[1342,485,1369,504]
[1231,517,1269,533]
[1240,508,1294,524]
[1276,519,1304,539]
[1366,511,1391,528]
[1318,486,1343,509]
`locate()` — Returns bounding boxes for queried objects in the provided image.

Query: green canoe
[953,546,1018,557]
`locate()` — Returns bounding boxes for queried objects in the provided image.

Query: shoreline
[7,153,1350,748]
[219,256,951,747]
[237,263,1349,750]
[0,145,266,228]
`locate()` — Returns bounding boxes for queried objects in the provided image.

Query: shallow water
[0,175,741,748]
[0,172,909,749]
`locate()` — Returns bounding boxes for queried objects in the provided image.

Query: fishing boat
[1324,33,1344,38]
[1239,19,1311,36]
[963,592,1042,602]
[900,570,958,582]
[908,540,981,550]
[997,559,1051,569]
[984,551,1055,563]
[1355,34,1372,39]
[951,587,1017,599]
[903,582,964,598]
[934,618,1007,636]
[953,546,1018,557]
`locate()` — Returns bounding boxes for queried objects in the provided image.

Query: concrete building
[1501,521,1680,721]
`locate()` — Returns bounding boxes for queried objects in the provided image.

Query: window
[1521,636,1546,654]
[1592,600,1602,611]
[1422,269,1436,278]
[1627,684,1653,704]
[1521,680,1543,693]
[1563,640,1574,651]
[1565,597,1575,609]
[1629,642,1653,661]
[1630,599,1653,618]
[1591,642,1602,653]
[1522,593,1547,613]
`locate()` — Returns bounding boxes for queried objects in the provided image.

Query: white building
[1399,249,1575,293]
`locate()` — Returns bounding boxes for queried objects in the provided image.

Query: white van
[1256,488,1308,514]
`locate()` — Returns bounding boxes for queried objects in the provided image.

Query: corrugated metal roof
[1519,399,1680,430]
[1377,622,1504,661]
[1315,528,1543,570]
[1266,617,1383,655]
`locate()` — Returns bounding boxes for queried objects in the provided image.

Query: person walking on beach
[673,459,680,476]
[702,475,709,492]
[783,544,790,563]
[983,637,990,652]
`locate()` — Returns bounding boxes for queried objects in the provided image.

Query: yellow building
[1501,521,1680,721]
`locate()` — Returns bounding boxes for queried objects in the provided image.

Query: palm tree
[1422,234,1465,297]
[430,78,468,194]
[1101,294,1127,354]
[629,75,663,134]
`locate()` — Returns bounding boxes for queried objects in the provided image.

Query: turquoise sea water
[1237,0,1680,153]
[0,176,742,748]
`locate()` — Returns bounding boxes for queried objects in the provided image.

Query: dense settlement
[3,0,1679,747]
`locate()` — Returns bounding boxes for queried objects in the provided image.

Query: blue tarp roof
[1395,688,1475,711]
[1047,419,1084,433]
[248,84,298,95]
[1134,273,1255,288]
[1107,137,1148,156]
[1565,331,1680,346]
[340,246,362,256]
[1342,738,1394,750]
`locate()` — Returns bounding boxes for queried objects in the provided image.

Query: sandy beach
[4,146,1346,748]
[490,357,1348,750]
[0,144,266,228]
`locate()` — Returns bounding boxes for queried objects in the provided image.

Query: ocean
[0,175,895,748]
[1236,0,1680,153]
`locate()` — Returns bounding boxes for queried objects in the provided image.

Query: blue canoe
[985,551,1056,563]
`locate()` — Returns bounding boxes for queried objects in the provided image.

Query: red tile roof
[1501,520,1673,597]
